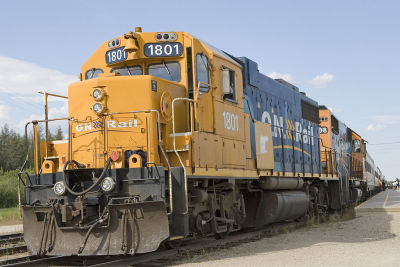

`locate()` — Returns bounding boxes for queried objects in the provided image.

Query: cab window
[85,68,103,80]
[148,62,180,82]
[352,139,361,153]
[222,67,236,101]
[319,117,328,122]
[196,53,210,92]
[111,65,142,76]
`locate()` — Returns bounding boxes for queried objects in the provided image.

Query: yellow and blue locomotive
[20,27,382,256]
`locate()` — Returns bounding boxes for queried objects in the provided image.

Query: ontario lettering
[75,119,138,132]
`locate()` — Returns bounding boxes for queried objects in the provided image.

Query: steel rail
[0,256,32,266]
[2,256,64,267]
[0,233,24,246]
[0,244,27,256]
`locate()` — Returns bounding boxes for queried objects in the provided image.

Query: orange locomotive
[20,27,382,256]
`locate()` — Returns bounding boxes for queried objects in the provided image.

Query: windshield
[111,65,142,76]
[148,62,180,82]
[85,68,104,80]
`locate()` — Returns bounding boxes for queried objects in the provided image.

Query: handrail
[280,128,285,175]
[243,96,255,122]
[38,90,68,159]
[171,97,195,215]
[194,81,211,100]
[15,118,59,213]
[30,117,72,123]
[21,117,72,173]
[17,116,72,215]
[319,146,365,179]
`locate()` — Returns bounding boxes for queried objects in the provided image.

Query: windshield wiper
[162,61,174,81]
[88,68,95,79]
[126,65,132,76]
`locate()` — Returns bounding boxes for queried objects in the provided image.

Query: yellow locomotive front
[69,29,188,170]
[22,28,195,256]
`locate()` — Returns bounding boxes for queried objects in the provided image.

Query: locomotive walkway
[356,189,400,212]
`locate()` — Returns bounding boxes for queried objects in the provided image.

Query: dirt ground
[172,211,400,267]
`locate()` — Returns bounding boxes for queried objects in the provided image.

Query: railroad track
[0,244,27,256]
[0,233,24,247]
[90,220,307,267]
[1,219,307,266]
[0,233,27,257]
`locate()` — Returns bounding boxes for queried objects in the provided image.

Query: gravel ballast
[173,211,398,267]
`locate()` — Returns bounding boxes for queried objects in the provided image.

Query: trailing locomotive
[20,27,383,256]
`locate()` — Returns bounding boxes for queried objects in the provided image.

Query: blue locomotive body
[239,57,321,175]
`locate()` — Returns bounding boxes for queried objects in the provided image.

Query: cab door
[193,39,213,133]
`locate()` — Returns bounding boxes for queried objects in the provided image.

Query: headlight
[53,181,66,196]
[101,177,115,192]
[93,103,104,114]
[93,88,104,100]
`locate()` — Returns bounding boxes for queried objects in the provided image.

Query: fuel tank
[352,188,362,203]
[259,177,304,190]
[244,190,309,228]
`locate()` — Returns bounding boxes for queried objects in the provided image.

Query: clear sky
[0,0,399,179]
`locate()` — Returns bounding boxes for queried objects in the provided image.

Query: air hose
[78,213,106,254]
[78,206,110,254]
[62,157,112,196]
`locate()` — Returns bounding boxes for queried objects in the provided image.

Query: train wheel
[164,239,184,249]
[309,184,329,216]
[215,231,229,239]
[213,210,232,239]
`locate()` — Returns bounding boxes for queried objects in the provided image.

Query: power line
[366,149,400,154]
[368,141,400,146]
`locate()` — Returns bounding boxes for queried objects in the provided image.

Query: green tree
[0,125,26,173]
[55,126,63,140]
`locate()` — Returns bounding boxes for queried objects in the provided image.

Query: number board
[319,126,328,134]
[144,42,183,57]
[105,47,127,64]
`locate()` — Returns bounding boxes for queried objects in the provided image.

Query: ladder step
[169,132,192,137]
[166,148,189,153]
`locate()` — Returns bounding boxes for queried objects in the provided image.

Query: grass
[306,207,356,228]
[0,169,25,209]
[0,207,22,226]
[0,169,26,226]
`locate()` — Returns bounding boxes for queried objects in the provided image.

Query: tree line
[0,124,64,173]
